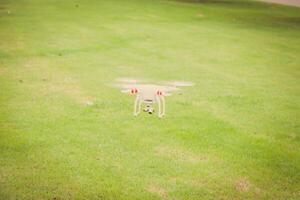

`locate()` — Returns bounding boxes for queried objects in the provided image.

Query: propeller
[114,85,139,95]
[121,88,131,93]
[163,81,194,87]
[115,78,145,84]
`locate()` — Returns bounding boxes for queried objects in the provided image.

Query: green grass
[0,0,299,199]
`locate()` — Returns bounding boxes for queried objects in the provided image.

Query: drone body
[114,78,193,118]
[130,84,167,118]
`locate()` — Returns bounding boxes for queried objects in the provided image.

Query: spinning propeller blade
[115,78,144,84]
[163,81,194,87]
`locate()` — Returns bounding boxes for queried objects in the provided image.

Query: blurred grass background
[0,0,299,199]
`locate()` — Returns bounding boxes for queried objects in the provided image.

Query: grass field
[0,0,299,199]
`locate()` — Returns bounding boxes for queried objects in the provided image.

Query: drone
[113,78,193,118]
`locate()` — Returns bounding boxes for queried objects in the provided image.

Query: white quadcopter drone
[114,78,193,118]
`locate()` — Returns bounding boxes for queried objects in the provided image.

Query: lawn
[0,0,299,199]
